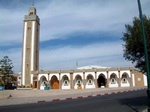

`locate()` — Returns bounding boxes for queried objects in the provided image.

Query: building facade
[31,67,147,90]
[22,6,147,90]
[21,5,40,86]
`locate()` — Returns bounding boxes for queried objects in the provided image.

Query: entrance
[97,74,106,87]
[33,81,37,88]
[51,76,59,89]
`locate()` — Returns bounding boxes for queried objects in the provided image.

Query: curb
[42,88,145,103]
[52,99,60,102]
[66,98,72,100]
[37,100,46,103]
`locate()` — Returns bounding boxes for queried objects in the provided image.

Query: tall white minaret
[21,5,40,86]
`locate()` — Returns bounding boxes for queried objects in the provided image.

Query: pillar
[83,70,86,89]
[130,68,133,87]
[48,72,50,87]
[59,72,61,89]
[118,70,121,87]
[37,81,40,89]
[36,72,40,90]
[106,70,109,88]
[70,70,74,89]
[94,71,98,88]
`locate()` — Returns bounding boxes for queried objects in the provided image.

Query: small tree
[0,56,14,85]
[122,15,150,73]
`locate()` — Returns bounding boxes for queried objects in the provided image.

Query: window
[122,78,127,83]
[64,80,69,86]
[77,80,82,85]
[29,12,33,15]
[111,78,116,84]
[88,79,93,85]
[77,80,81,84]
[27,27,31,30]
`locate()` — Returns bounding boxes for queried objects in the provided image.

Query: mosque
[21,5,147,90]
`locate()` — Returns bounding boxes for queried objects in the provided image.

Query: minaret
[22,5,40,86]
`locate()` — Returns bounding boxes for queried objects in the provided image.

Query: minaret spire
[32,0,34,6]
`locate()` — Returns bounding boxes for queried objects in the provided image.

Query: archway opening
[97,74,106,88]
[75,75,82,85]
[62,75,69,86]
[40,76,47,90]
[51,76,59,89]
[110,73,117,84]
[75,75,82,89]
[121,73,129,84]
[86,74,94,85]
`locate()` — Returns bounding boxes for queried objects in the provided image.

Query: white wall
[132,74,135,86]
[62,84,70,89]
[109,83,119,88]
[144,74,147,86]
[85,84,95,89]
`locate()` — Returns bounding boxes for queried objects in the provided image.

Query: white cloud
[0,41,133,72]
[39,41,133,70]
[37,0,150,41]
[1,0,149,44]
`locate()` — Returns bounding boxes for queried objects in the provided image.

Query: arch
[86,74,94,85]
[85,74,95,89]
[74,75,83,89]
[40,76,47,90]
[75,75,82,84]
[62,75,69,86]
[121,73,128,83]
[121,72,130,87]
[110,73,117,84]
[109,73,119,87]
[97,74,106,88]
[51,75,59,89]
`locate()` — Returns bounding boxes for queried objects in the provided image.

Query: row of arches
[39,73,130,90]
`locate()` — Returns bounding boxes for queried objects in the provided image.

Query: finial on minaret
[32,0,34,6]
[29,1,36,15]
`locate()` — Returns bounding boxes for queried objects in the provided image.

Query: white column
[31,21,35,72]
[22,22,27,85]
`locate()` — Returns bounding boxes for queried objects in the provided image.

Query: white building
[31,67,147,90]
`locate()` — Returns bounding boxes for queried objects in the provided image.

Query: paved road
[0,89,148,112]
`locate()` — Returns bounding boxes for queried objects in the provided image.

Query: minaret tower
[22,5,40,86]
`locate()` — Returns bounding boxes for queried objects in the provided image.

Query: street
[0,89,147,112]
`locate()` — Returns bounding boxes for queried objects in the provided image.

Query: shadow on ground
[118,93,148,112]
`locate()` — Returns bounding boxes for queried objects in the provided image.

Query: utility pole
[137,0,150,111]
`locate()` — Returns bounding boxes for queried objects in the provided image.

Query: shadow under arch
[51,75,59,89]
[97,74,106,88]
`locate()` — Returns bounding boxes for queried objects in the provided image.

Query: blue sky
[0,0,150,72]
